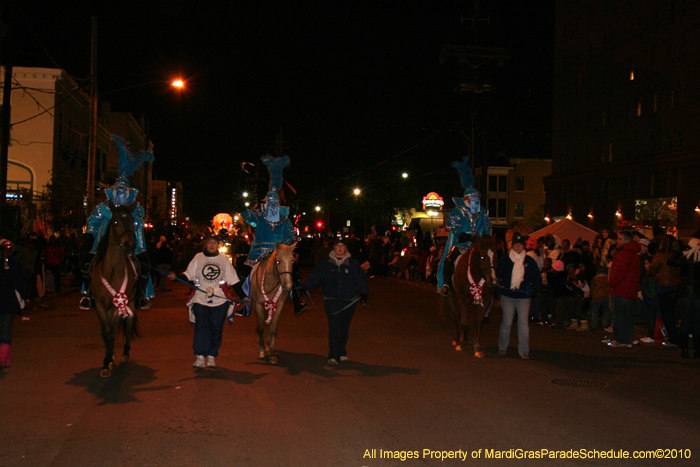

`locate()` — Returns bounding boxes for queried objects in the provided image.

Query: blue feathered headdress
[112,134,155,186]
[452,156,478,196]
[261,154,290,192]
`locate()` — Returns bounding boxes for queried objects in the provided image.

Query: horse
[90,201,140,377]
[249,242,296,364]
[442,235,499,358]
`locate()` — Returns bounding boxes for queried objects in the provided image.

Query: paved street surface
[1,273,699,467]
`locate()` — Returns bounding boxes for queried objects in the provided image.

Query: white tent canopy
[528,218,599,245]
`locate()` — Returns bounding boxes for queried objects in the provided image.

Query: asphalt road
[1,274,699,467]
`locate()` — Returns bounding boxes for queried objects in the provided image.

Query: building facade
[545,0,700,238]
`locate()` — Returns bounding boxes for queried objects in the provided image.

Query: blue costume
[80,135,155,309]
[437,157,492,294]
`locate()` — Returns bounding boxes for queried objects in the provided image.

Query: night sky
[8,0,554,222]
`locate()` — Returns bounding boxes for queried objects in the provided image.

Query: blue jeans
[192,302,229,357]
[610,295,635,345]
[499,296,530,356]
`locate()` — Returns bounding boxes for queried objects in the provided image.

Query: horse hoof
[269,356,278,364]
[108,361,116,370]
[451,340,459,346]
[474,351,484,358]
[455,345,465,351]
[100,369,111,377]
[258,351,266,359]
[121,355,130,362]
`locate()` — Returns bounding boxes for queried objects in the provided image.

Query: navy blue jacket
[497,253,542,299]
[304,254,369,300]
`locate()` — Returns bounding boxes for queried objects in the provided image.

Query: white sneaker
[339,356,348,362]
[193,355,205,368]
[327,358,338,366]
[640,337,654,344]
[206,356,216,368]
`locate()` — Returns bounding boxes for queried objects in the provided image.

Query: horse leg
[98,310,116,377]
[122,317,134,362]
[266,300,285,364]
[473,305,486,358]
[255,304,267,359]
[443,295,461,347]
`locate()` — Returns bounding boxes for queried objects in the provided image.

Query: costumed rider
[79,134,155,310]
[240,155,306,315]
[437,156,492,296]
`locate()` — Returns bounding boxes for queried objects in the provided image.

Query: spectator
[154,236,174,292]
[638,256,658,344]
[608,231,641,348]
[590,266,611,331]
[647,234,681,347]
[44,236,66,293]
[0,239,30,368]
[537,257,557,326]
[668,232,700,358]
[496,233,542,360]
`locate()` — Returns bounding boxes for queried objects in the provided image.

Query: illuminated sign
[422,192,444,210]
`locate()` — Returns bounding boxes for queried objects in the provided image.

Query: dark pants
[678,296,700,351]
[324,298,357,360]
[538,291,556,323]
[611,295,635,345]
[0,313,14,344]
[657,289,679,345]
[46,264,62,293]
[192,302,229,357]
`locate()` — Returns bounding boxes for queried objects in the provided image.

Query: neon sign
[422,192,444,210]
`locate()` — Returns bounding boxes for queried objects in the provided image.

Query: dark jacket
[1,256,30,315]
[608,241,641,300]
[668,250,700,298]
[496,252,542,299]
[304,253,369,300]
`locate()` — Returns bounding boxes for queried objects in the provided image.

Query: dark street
[1,274,698,467]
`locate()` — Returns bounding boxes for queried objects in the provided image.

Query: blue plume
[112,134,155,178]
[452,156,475,190]
[261,154,290,191]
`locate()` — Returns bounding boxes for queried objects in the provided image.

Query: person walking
[154,236,174,292]
[167,235,249,369]
[0,240,30,368]
[44,236,65,293]
[608,231,641,348]
[301,238,369,366]
[496,232,542,359]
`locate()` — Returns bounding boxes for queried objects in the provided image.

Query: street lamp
[315,205,321,211]
[427,210,438,237]
[353,188,361,196]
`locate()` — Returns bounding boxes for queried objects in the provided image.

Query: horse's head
[272,242,296,293]
[472,236,498,287]
[108,201,136,253]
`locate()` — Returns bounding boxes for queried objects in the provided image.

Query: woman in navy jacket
[303,238,369,366]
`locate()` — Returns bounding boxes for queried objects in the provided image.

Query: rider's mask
[264,192,280,223]
[464,192,480,214]
[113,182,130,207]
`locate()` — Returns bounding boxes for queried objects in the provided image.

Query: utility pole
[440,1,508,198]
[0,1,12,220]
[86,17,98,210]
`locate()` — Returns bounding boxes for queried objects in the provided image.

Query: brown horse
[249,242,295,364]
[443,235,499,358]
[91,202,140,377]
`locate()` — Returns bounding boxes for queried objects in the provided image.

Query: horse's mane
[93,205,133,266]
[94,222,113,266]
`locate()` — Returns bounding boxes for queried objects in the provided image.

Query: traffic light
[316,221,323,229]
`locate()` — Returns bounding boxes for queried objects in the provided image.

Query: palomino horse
[443,235,499,358]
[249,242,295,364]
[91,202,140,377]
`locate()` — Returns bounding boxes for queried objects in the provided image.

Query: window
[514,203,524,218]
[608,143,613,162]
[515,176,524,191]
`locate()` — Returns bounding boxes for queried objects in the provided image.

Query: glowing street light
[315,205,321,211]
[353,188,361,196]
[242,191,248,198]
[172,79,184,88]
[401,172,408,179]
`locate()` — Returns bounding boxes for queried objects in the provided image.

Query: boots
[0,343,11,368]
[565,319,579,330]
[576,320,589,331]
[136,273,151,310]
